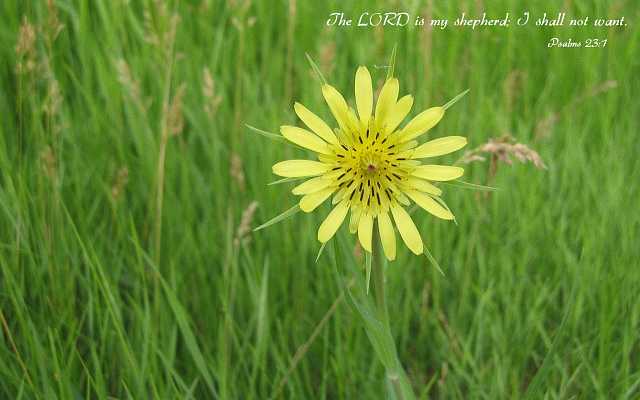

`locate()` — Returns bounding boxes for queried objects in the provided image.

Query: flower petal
[292,176,332,195]
[355,66,373,125]
[398,107,444,142]
[346,108,363,136]
[294,102,338,145]
[318,201,350,243]
[390,205,423,255]
[405,190,454,220]
[322,84,350,132]
[281,126,331,154]
[358,213,373,252]
[349,207,362,233]
[273,160,331,177]
[403,177,442,196]
[299,187,334,212]
[412,136,467,158]
[378,212,396,261]
[374,78,399,127]
[384,95,413,135]
[411,165,464,181]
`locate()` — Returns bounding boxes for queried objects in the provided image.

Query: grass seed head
[111,167,129,202]
[462,135,547,172]
[234,201,259,247]
[15,16,36,75]
[202,68,223,117]
[230,152,246,192]
[40,146,57,182]
[167,83,186,136]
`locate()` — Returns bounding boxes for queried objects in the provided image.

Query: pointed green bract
[423,246,445,276]
[253,204,300,232]
[305,52,327,85]
[268,177,306,186]
[315,242,327,263]
[365,251,372,295]
[442,88,470,110]
[440,180,498,191]
[386,44,397,80]
[245,123,286,142]
[430,195,457,225]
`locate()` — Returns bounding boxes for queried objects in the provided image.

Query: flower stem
[371,226,387,323]
[370,223,416,400]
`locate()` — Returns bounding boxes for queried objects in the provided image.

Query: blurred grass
[1,0,639,398]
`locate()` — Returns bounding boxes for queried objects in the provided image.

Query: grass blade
[148,258,218,397]
[523,285,575,399]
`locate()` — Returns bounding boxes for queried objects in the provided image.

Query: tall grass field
[1,0,639,398]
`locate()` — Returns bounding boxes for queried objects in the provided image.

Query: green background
[1,0,638,398]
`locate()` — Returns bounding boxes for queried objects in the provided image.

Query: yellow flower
[272,66,466,260]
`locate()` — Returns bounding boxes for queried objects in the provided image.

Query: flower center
[359,150,383,176]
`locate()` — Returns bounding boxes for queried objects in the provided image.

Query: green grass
[1,0,639,398]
